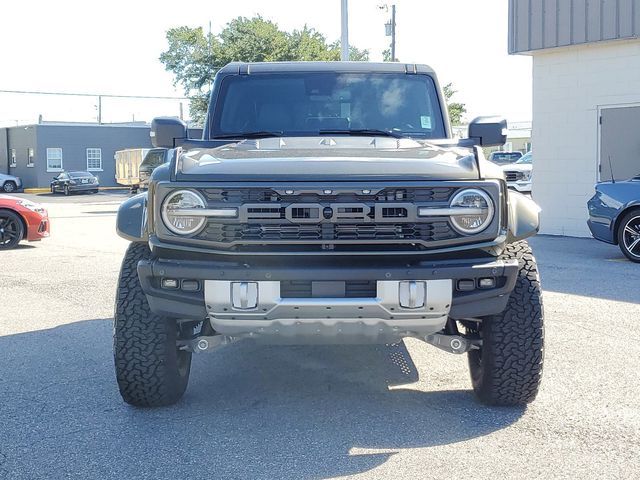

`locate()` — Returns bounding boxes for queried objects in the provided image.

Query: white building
[509,0,640,237]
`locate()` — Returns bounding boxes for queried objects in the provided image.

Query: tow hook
[178,335,231,353]
[424,333,481,354]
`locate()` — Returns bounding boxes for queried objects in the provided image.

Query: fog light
[162,278,179,289]
[181,280,200,292]
[478,278,496,289]
[456,279,475,292]
[231,282,258,310]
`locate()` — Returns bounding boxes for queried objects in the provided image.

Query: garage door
[600,106,640,181]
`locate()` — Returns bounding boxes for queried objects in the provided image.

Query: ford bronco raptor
[114,62,543,407]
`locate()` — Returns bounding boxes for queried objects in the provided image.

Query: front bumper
[22,210,50,241]
[70,183,99,192]
[137,256,518,341]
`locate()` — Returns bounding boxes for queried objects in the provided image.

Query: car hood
[502,163,532,172]
[176,137,480,181]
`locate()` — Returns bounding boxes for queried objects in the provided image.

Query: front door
[600,106,640,182]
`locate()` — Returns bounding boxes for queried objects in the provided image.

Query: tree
[160,17,369,124]
[443,83,467,126]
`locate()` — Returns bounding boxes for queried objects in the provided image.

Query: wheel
[0,209,24,249]
[113,242,192,406]
[467,240,544,406]
[2,181,17,193]
[617,209,640,263]
[64,185,70,196]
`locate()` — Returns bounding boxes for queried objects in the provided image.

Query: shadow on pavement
[529,235,640,304]
[0,319,524,480]
[10,243,36,250]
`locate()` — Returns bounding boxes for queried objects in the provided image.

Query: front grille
[158,183,501,254]
[201,187,455,204]
[505,171,523,182]
[198,221,456,243]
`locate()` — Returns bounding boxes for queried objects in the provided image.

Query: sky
[0,0,532,127]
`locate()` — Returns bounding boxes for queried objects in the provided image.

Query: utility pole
[383,4,397,61]
[341,0,349,61]
[390,4,396,62]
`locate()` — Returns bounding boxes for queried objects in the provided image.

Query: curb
[23,188,50,193]
[23,186,127,194]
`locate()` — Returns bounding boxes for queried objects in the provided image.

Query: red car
[0,195,50,249]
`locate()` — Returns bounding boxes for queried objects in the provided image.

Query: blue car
[587,175,640,262]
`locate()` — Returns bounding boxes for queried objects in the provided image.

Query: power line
[0,89,189,100]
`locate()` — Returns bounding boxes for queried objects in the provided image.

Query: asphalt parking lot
[1,193,639,480]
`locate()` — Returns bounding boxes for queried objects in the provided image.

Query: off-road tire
[113,242,192,407]
[467,241,544,406]
[616,209,640,263]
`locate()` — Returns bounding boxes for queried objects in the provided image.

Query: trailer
[115,148,149,193]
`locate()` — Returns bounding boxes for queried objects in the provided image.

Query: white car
[502,151,532,193]
[0,173,22,193]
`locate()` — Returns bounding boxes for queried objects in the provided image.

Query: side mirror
[150,117,187,148]
[468,116,507,147]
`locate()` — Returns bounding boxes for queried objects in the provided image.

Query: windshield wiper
[318,129,404,139]
[213,130,284,139]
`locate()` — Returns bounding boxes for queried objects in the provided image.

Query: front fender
[116,192,148,242]
[507,191,541,243]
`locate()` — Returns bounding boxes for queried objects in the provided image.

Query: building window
[46,148,63,172]
[9,149,16,167]
[86,148,102,171]
[27,148,34,167]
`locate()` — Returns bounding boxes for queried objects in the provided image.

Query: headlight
[521,170,532,181]
[18,200,45,214]
[448,189,494,235]
[162,190,207,235]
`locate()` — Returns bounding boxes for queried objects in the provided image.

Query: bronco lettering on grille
[239,203,419,223]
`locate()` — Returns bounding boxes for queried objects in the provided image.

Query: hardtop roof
[217,61,436,75]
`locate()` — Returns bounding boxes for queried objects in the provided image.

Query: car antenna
[607,155,616,184]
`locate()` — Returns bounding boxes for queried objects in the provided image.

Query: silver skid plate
[204,279,452,341]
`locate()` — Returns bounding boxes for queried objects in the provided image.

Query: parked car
[50,171,99,195]
[0,173,22,193]
[587,175,640,262]
[488,151,522,165]
[113,61,544,408]
[0,195,50,249]
[502,151,532,193]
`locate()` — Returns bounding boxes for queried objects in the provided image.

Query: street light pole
[341,0,349,61]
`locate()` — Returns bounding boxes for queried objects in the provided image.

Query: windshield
[491,152,522,164]
[210,72,446,139]
[516,152,532,164]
